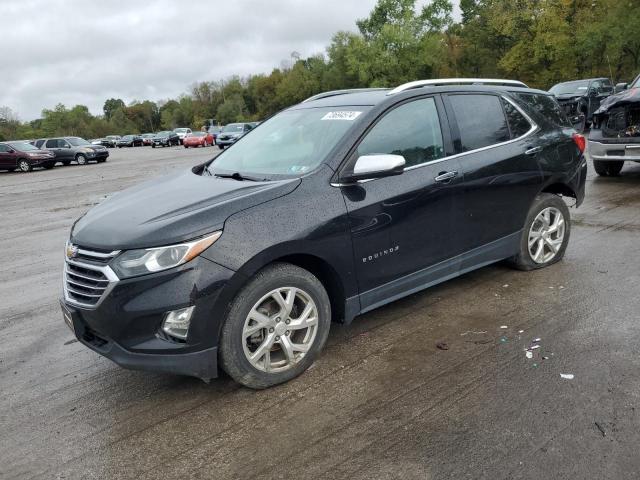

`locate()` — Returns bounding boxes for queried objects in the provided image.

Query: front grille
[64,246,119,308]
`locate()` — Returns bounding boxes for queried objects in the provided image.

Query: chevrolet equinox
[61,79,587,389]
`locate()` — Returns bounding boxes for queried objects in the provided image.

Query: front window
[67,137,90,146]
[222,124,245,133]
[549,80,590,96]
[191,132,206,137]
[208,106,371,178]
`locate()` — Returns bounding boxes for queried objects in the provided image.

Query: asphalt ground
[1,144,639,479]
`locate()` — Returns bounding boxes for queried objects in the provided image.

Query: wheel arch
[540,181,577,200]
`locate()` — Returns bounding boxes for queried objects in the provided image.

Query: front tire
[509,193,571,271]
[18,159,32,172]
[76,154,87,165]
[219,263,331,389]
[593,160,624,177]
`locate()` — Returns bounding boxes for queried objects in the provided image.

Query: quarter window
[449,94,510,151]
[514,93,571,128]
[502,99,532,138]
[357,98,444,168]
[0,144,9,153]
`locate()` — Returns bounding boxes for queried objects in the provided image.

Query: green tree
[103,98,126,120]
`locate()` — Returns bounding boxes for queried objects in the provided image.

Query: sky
[0,0,460,121]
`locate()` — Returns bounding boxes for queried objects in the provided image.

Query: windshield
[174,128,189,133]
[67,137,90,146]
[156,131,171,136]
[208,106,370,178]
[191,132,206,137]
[122,135,134,140]
[550,80,590,95]
[222,124,244,133]
[8,142,37,151]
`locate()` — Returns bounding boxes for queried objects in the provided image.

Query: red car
[183,132,214,148]
[0,141,56,172]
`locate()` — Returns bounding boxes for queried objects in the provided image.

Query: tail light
[572,133,586,153]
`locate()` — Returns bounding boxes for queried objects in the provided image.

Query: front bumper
[588,139,640,161]
[216,137,239,147]
[61,256,237,380]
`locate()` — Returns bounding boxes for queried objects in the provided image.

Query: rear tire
[593,160,624,177]
[509,193,571,271]
[219,263,331,389]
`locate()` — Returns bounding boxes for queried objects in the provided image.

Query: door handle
[525,146,543,155]
[434,171,458,183]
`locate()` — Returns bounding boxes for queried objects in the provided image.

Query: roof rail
[387,78,528,95]
[302,88,389,103]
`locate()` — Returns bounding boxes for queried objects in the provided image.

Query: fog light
[162,306,195,340]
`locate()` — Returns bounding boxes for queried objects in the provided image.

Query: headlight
[111,231,222,278]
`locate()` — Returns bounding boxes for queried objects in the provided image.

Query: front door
[339,96,465,311]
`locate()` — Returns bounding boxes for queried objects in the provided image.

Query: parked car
[61,79,586,389]
[588,74,640,176]
[207,126,222,144]
[183,131,214,148]
[141,133,156,146]
[90,138,104,146]
[41,137,109,165]
[103,135,121,148]
[117,135,143,147]
[549,77,613,130]
[0,141,56,172]
[151,131,180,148]
[173,128,192,144]
[216,123,254,149]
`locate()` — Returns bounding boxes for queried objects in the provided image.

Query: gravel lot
[1,145,639,479]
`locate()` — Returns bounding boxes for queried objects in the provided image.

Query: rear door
[443,93,542,266]
[339,95,465,310]
[0,143,14,168]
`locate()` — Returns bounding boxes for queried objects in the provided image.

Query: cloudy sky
[1,0,459,120]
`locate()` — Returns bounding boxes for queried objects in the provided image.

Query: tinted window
[502,99,531,138]
[357,98,444,168]
[0,144,9,153]
[449,94,509,151]
[58,139,70,148]
[514,93,571,128]
[35,140,45,148]
[45,139,58,148]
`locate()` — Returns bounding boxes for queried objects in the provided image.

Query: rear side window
[35,139,45,148]
[514,93,571,128]
[45,139,57,148]
[357,97,444,168]
[502,99,532,138]
[449,94,510,151]
[0,144,9,152]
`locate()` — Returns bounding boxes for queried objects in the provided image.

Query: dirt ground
[1,145,639,479]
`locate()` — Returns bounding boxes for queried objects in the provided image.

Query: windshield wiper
[213,172,265,182]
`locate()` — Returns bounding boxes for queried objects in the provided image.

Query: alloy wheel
[242,287,318,373]
[528,207,565,264]
[19,160,30,172]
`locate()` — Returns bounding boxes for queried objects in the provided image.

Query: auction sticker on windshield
[322,111,362,121]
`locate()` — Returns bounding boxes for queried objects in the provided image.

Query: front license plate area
[61,303,76,335]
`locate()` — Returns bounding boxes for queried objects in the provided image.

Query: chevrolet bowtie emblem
[66,243,79,259]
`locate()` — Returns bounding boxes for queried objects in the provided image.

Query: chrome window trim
[331,94,537,187]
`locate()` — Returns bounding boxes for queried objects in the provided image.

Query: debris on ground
[500,325,508,329]
[500,337,508,343]
[460,330,487,336]
[436,341,449,351]
[595,421,607,437]
[560,373,575,380]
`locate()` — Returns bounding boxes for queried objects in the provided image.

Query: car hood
[594,87,640,115]
[71,169,301,250]
[219,131,242,137]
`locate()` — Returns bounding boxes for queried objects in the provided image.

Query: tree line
[2,0,639,142]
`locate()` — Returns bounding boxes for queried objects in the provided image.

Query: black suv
[151,131,180,147]
[40,137,109,165]
[61,79,586,389]
[549,77,613,130]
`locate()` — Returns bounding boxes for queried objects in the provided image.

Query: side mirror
[615,82,628,93]
[342,154,406,183]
